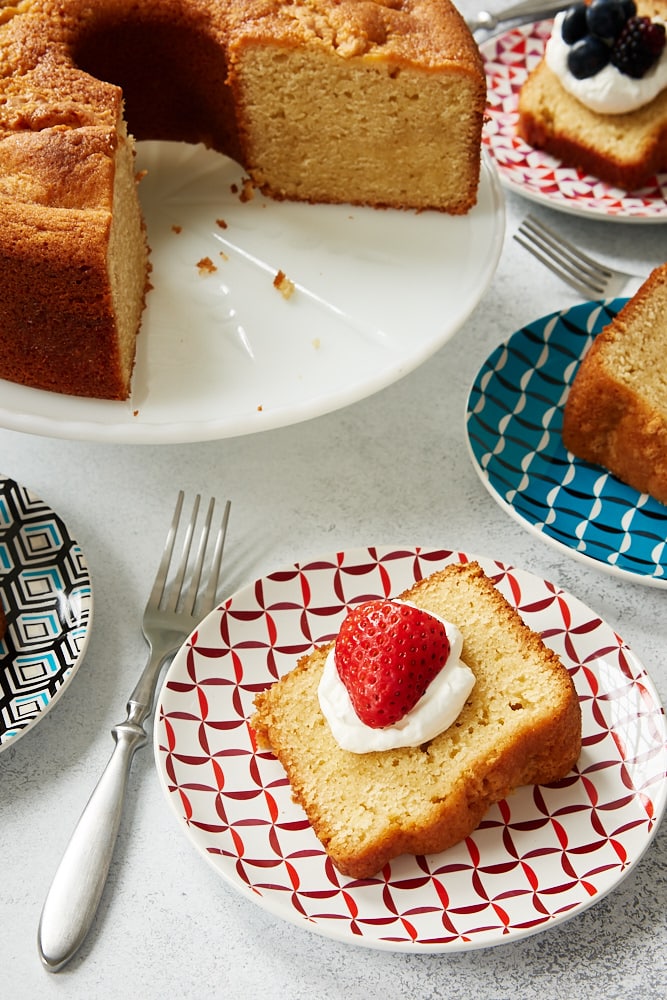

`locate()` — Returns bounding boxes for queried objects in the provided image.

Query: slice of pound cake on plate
[252,561,582,879]
[518,0,667,187]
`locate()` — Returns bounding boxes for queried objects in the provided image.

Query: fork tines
[150,491,231,619]
[514,215,613,297]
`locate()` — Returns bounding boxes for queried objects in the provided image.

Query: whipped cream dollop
[545,11,667,114]
[318,605,475,754]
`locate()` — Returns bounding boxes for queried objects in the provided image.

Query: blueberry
[567,34,612,78]
[561,2,589,44]
[586,0,627,39]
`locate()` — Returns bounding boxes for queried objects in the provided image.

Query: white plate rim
[0,146,505,444]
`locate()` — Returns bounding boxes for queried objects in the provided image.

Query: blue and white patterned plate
[466,300,667,588]
[0,476,93,750]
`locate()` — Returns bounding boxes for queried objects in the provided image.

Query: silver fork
[514,215,645,297]
[466,0,568,32]
[38,492,231,973]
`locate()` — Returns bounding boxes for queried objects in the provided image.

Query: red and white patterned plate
[154,547,667,952]
[481,21,667,221]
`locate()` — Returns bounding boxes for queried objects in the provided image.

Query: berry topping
[586,0,627,39]
[560,0,665,80]
[334,600,450,729]
[611,15,666,77]
[567,34,612,77]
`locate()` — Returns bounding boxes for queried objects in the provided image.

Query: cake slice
[517,58,667,189]
[252,561,582,879]
[517,1,667,189]
[562,262,667,504]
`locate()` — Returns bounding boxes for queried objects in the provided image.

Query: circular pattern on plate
[0,476,93,750]
[466,299,667,586]
[154,546,667,952]
[481,20,667,221]
[0,142,504,444]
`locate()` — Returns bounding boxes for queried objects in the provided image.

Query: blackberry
[611,16,666,78]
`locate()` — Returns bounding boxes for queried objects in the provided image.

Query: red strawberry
[334,600,450,729]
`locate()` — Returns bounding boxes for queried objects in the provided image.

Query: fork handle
[466,1,566,31]
[37,720,147,972]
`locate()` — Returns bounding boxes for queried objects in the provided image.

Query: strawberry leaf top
[334,599,451,729]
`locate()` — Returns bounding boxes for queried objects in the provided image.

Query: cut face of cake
[252,561,582,879]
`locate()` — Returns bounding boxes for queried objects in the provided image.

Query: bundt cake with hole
[0,0,486,400]
[562,262,667,504]
[252,561,582,878]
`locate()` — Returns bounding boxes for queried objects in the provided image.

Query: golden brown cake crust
[225,0,485,69]
[0,2,151,399]
[517,0,667,189]
[252,561,582,879]
[0,0,484,400]
[562,263,667,504]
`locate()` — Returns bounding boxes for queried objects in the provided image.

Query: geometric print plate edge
[480,20,667,222]
[466,300,667,587]
[154,546,667,952]
[0,475,93,750]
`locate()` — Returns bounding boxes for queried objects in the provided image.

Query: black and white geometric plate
[0,476,93,751]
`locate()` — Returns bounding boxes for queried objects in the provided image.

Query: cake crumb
[197,256,217,274]
[171,224,182,234]
[219,250,229,262]
[274,270,295,299]
[216,218,228,229]
[312,337,321,349]
[239,177,255,202]
[257,404,263,411]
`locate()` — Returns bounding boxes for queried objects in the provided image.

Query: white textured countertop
[1,6,666,996]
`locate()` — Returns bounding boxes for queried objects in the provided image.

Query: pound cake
[252,561,582,878]
[562,262,667,504]
[0,0,485,401]
[517,0,667,188]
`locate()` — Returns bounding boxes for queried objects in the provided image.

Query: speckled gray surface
[1,6,666,994]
